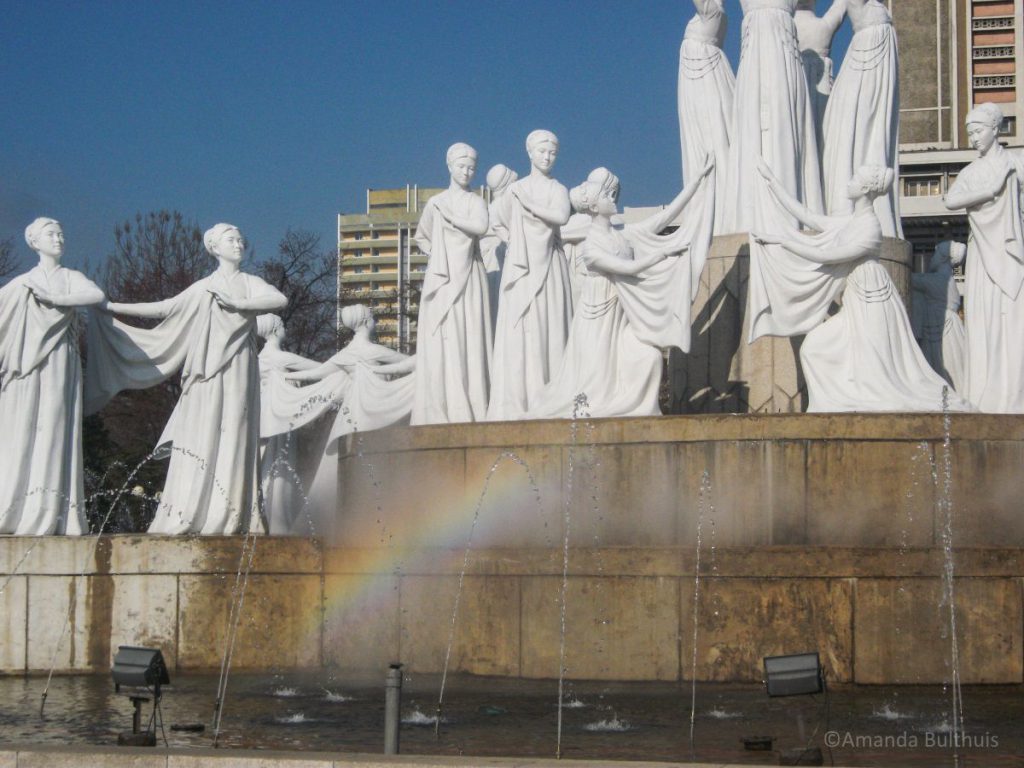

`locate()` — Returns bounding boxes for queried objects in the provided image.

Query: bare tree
[0,238,20,286]
[258,229,339,358]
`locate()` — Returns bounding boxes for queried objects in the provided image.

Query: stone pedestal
[670,233,914,414]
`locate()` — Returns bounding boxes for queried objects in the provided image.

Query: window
[372,231,380,240]
[372,248,380,257]
[372,265,380,273]
[903,176,942,197]
[999,116,1017,136]
[353,249,364,258]
[354,233,364,241]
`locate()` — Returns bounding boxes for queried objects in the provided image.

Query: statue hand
[27,284,61,307]
[756,159,777,184]
[208,288,243,311]
[753,232,780,246]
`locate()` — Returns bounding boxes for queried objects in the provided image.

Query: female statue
[86,223,287,534]
[677,0,735,233]
[751,164,972,412]
[411,143,492,425]
[481,163,518,324]
[794,0,847,156]
[911,241,966,392]
[255,314,318,534]
[0,218,104,535]
[945,103,1024,412]
[723,0,824,233]
[530,159,715,418]
[821,0,902,237]
[487,129,573,420]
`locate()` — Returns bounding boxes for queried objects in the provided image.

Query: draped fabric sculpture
[724,0,824,233]
[945,103,1024,413]
[411,143,492,425]
[911,241,966,392]
[487,130,573,420]
[0,218,104,535]
[255,314,318,534]
[530,161,715,418]
[822,0,902,237]
[677,0,735,234]
[481,163,519,327]
[750,164,972,412]
[794,0,846,157]
[86,224,287,534]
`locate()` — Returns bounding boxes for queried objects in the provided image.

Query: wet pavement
[1,673,1022,766]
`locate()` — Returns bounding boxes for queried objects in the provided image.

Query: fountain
[3,3,1024,767]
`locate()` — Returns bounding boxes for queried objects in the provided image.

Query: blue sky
[1,0,850,272]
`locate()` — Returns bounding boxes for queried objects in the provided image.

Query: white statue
[821,0,902,237]
[481,163,518,326]
[285,304,415,438]
[945,103,1024,413]
[411,143,492,425]
[751,164,972,412]
[911,241,966,392]
[286,305,415,532]
[677,0,735,234]
[255,314,319,535]
[487,130,574,420]
[723,0,824,233]
[530,161,716,418]
[0,218,104,535]
[794,0,846,157]
[86,223,287,534]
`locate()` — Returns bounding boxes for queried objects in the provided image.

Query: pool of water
[1,673,1022,766]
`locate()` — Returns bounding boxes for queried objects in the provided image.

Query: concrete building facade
[895,0,1023,269]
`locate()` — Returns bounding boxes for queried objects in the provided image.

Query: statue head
[966,102,1003,154]
[570,167,621,215]
[25,217,64,260]
[446,143,478,189]
[204,223,245,264]
[256,313,285,342]
[931,240,967,272]
[846,165,894,201]
[526,129,559,175]
[486,164,518,197]
[340,304,375,334]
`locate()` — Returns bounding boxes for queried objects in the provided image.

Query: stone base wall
[676,234,913,413]
[1,537,1021,685]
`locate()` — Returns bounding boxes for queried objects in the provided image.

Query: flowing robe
[531,175,715,418]
[0,266,98,535]
[748,205,973,412]
[411,189,492,425]
[86,271,279,534]
[947,147,1024,412]
[487,175,574,420]
[678,0,734,233]
[912,266,966,392]
[821,4,902,237]
[723,0,824,233]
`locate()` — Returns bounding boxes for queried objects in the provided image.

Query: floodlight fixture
[763,652,824,698]
[112,646,169,694]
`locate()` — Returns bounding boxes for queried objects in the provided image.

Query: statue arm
[31,272,105,308]
[759,162,834,231]
[634,157,714,235]
[945,171,1005,210]
[370,356,416,375]
[438,197,489,238]
[278,350,320,370]
[772,235,869,265]
[285,357,344,382]
[822,0,848,33]
[514,187,572,227]
[584,242,671,277]
[103,297,176,319]
[414,202,434,254]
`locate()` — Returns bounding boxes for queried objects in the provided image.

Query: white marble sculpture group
[2,0,1023,536]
